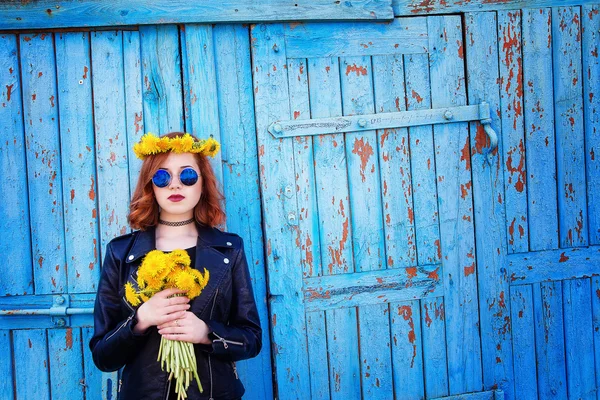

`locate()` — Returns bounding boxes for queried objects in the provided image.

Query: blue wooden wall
[1,3,599,400]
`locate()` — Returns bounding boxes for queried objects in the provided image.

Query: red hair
[128,132,226,230]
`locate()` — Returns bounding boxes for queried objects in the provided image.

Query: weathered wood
[307,56,360,400]
[592,277,600,396]
[0,330,14,399]
[140,25,184,135]
[20,32,67,295]
[497,10,528,254]
[404,52,448,398]
[428,15,482,395]
[55,32,101,293]
[392,0,599,16]
[430,389,501,400]
[303,265,442,311]
[283,18,427,59]
[0,0,394,30]
[213,23,274,400]
[251,23,311,399]
[14,329,50,399]
[90,31,131,254]
[82,327,119,400]
[583,5,600,245]
[509,286,538,399]
[0,33,33,296]
[49,328,85,399]
[465,11,514,398]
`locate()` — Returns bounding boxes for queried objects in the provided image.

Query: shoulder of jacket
[211,227,243,248]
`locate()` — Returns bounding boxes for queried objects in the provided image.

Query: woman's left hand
[157,311,211,344]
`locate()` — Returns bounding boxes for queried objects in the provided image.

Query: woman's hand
[133,288,190,333]
[157,312,212,344]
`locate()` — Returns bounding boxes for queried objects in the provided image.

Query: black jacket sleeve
[89,241,151,372]
[197,239,262,362]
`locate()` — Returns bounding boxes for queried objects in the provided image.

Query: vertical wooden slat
[14,329,50,399]
[427,15,482,395]
[140,25,184,135]
[405,52,447,398]
[592,277,600,397]
[123,31,145,194]
[182,24,223,182]
[213,24,274,400]
[498,10,528,254]
[522,9,567,399]
[509,286,538,399]
[55,32,101,293]
[20,32,67,295]
[465,11,514,398]
[0,330,15,399]
[372,53,423,399]
[287,55,329,400]
[0,33,33,296]
[91,31,130,254]
[82,327,118,400]
[48,328,84,399]
[340,55,392,398]
[251,23,311,399]
[553,7,595,400]
[308,56,358,400]
[583,5,600,246]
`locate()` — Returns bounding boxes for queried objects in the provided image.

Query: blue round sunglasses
[152,168,199,188]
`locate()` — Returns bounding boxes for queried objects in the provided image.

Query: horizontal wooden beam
[0,0,393,31]
[507,246,600,285]
[431,389,503,400]
[392,0,599,16]
[303,264,442,311]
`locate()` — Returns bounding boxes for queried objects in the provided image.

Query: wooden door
[252,16,491,399]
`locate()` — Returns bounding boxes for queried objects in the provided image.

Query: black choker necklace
[158,218,195,227]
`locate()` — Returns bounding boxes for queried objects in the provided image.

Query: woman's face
[152,152,202,221]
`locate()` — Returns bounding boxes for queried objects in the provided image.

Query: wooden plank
[55,32,101,293]
[14,329,50,399]
[283,18,427,59]
[182,24,223,182]
[250,23,311,399]
[392,0,599,16]
[0,330,14,399]
[430,389,499,400]
[340,54,392,398]
[553,7,596,399]
[427,15,482,395]
[48,328,85,399]
[0,0,394,30]
[464,11,514,398]
[20,32,67,295]
[509,286,537,399]
[497,10,528,254]
[592,277,600,397]
[0,33,33,296]
[213,24,274,400]
[90,31,130,254]
[583,5,600,245]
[404,52,448,398]
[139,25,184,135]
[307,56,359,400]
[82,327,119,400]
[304,265,442,311]
[123,31,145,195]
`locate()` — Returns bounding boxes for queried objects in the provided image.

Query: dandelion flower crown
[133,132,220,160]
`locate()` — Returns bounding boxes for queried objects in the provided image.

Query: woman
[89,132,262,400]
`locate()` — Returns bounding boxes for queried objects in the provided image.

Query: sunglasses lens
[152,170,171,188]
[180,168,199,186]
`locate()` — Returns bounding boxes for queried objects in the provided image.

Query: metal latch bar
[268,102,498,164]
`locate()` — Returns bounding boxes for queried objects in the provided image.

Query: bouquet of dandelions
[124,249,209,399]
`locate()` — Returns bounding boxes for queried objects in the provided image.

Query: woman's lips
[168,195,185,202]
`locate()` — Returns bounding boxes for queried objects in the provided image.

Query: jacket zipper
[208,288,218,400]
[105,297,136,342]
[232,361,239,379]
[212,332,244,349]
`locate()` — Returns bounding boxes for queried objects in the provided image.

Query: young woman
[89,132,262,400]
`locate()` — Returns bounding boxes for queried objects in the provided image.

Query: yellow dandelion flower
[157,136,171,152]
[174,270,196,292]
[139,292,150,302]
[133,142,146,160]
[180,134,194,152]
[170,249,191,267]
[125,282,141,307]
[169,136,185,153]
[205,138,220,158]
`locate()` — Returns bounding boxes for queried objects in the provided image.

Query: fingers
[156,288,187,298]
[157,309,187,326]
[163,303,190,315]
[166,296,190,306]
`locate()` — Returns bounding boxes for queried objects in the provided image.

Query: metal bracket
[268,102,498,165]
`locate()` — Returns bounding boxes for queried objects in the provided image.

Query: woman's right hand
[133,288,190,333]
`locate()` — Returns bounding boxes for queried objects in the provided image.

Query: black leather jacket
[89,223,262,399]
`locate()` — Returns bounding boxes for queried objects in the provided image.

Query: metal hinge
[268,102,498,165]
